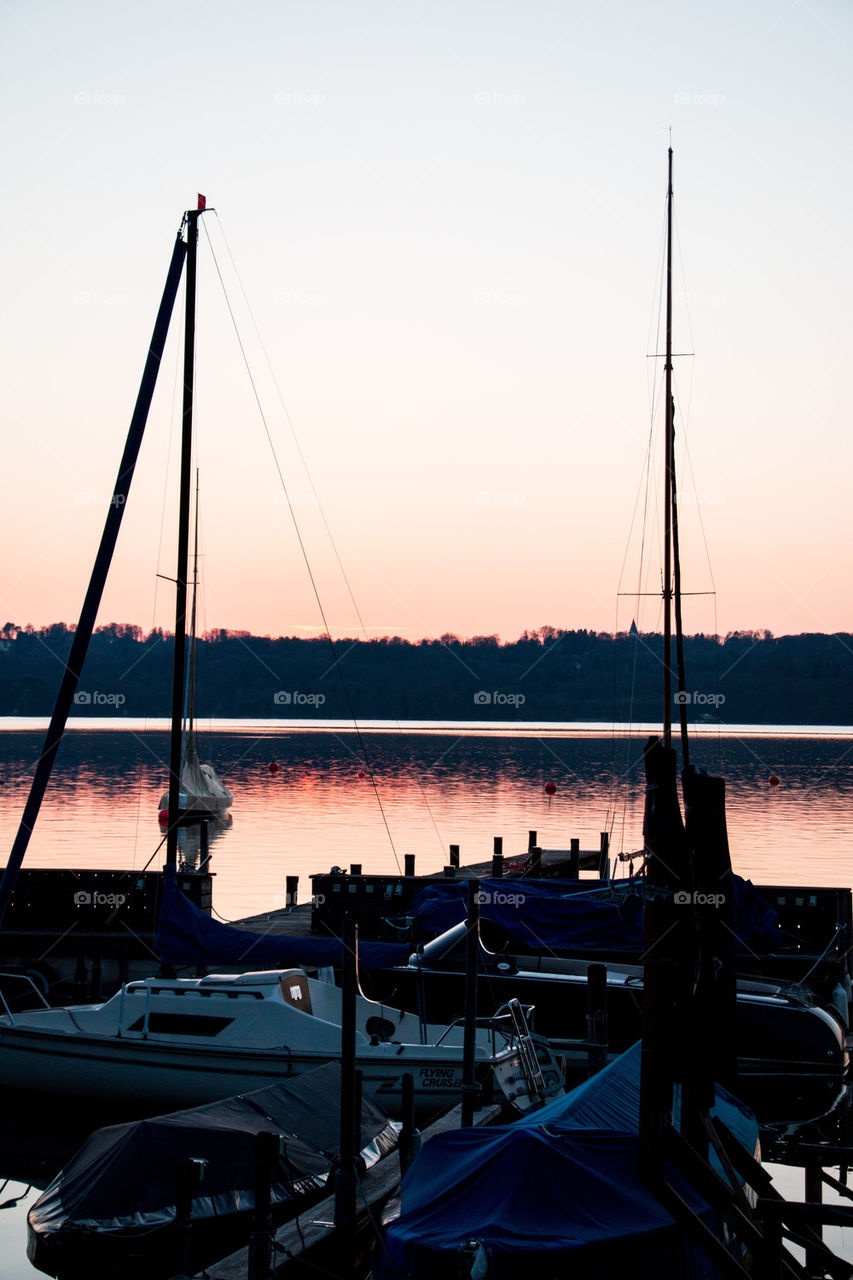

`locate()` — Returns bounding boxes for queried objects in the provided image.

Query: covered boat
[158,730,233,816]
[379,1042,760,1280]
[28,1062,398,1279]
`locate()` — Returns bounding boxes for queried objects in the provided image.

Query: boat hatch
[127,1013,235,1036]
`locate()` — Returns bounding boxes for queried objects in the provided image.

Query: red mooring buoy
[358,769,367,779]
[769,774,781,787]
[158,807,169,824]
[268,761,280,775]
[544,782,557,796]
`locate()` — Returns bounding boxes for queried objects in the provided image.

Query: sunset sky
[2,1,851,645]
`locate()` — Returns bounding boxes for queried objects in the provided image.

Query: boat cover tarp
[378,1043,759,1280]
[406,874,778,953]
[159,732,234,811]
[154,868,410,968]
[28,1062,397,1238]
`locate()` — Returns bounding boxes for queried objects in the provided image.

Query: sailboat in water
[158,473,233,820]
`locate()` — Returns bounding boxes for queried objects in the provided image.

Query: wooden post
[570,837,580,879]
[335,918,358,1235]
[175,1157,205,1277]
[528,830,537,850]
[599,831,610,879]
[530,846,542,878]
[804,1159,823,1277]
[399,1072,422,1174]
[248,1131,279,1280]
[449,844,460,868]
[586,964,608,1076]
[461,879,481,1127]
[492,836,504,878]
[349,863,362,876]
[285,875,298,908]
[404,853,416,877]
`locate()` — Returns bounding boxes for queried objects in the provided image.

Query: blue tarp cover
[406,874,778,953]
[379,1043,759,1280]
[154,870,409,969]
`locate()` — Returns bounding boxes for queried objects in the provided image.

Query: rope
[210,215,447,861]
[200,220,401,870]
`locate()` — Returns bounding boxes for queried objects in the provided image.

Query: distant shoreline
[1,717,852,739]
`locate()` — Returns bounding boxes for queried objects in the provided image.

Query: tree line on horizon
[2,621,852,725]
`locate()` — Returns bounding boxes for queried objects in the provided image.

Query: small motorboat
[0,967,563,1125]
[363,922,849,1094]
[27,1062,398,1279]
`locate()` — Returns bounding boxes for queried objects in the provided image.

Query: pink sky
[2,2,852,643]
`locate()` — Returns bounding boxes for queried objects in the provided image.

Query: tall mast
[165,201,203,872]
[187,467,199,740]
[0,233,187,927]
[662,147,674,748]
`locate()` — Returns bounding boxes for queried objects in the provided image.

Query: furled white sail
[159,733,233,814]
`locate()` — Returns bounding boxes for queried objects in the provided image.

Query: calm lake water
[1,720,853,1274]
[2,719,853,920]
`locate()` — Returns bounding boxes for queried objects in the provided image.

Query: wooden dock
[207,1100,504,1280]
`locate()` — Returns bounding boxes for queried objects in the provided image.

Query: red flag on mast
[197,194,206,211]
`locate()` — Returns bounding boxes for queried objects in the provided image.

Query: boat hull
[0,1023,495,1123]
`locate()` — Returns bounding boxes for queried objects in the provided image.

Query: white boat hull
[0,969,561,1122]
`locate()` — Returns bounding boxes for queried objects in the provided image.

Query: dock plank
[207,1101,504,1279]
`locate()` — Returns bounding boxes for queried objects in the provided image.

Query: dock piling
[399,1072,422,1174]
[248,1131,280,1280]
[174,1156,206,1278]
[586,963,608,1076]
[285,875,298,909]
[334,917,359,1236]
[461,878,481,1127]
[492,836,504,879]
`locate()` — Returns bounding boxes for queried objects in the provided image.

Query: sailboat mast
[165,205,201,872]
[662,146,674,748]
[188,468,199,740]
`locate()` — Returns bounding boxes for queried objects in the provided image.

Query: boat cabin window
[279,973,313,1014]
[127,1013,234,1036]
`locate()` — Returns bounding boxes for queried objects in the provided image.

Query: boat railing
[433,1003,537,1054]
[0,971,51,1025]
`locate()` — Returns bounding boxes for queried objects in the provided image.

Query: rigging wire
[610,193,669,857]
[199,219,401,870]
[209,214,448,859]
